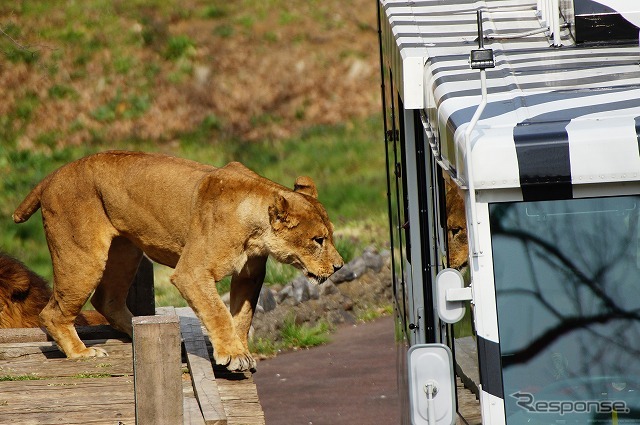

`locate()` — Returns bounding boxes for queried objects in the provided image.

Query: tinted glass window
[490,196,640,424]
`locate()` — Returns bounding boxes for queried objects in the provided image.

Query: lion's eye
[313,236,325,246]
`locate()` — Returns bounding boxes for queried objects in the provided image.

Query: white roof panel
[380,0,640,199]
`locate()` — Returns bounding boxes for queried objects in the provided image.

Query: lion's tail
[12,174,52,223]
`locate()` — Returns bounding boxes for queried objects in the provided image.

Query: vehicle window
[490,196,640,424]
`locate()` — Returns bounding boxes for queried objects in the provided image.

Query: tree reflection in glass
[490,196,640,424]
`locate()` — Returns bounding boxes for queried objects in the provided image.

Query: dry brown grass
[1,0,380,148]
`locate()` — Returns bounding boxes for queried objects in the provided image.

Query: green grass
[91,91,151,123]
[71,373,114,379]
[356,304,393,323]
[249,337,280,357]
[249,315,332,356]
[202,5,228,19]
[0,374,42,381]
[164,35,195,60]
[264,258,299,286]
[280,315,331,349]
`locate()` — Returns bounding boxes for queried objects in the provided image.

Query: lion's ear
[294,176,318,198]
[268,195,289,230]
[268,194,299,230]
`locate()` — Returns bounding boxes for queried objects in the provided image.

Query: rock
[352,257,367,277]
[309,281,320,300]
[248,325,254,341]
[329,264,355,284]
[270,283,284,293]
[362,248,384,273]
[293,307,315,326]
[258,287,277,313]
[330,257,367,284]
[277,284,296,304]
[319,280,339,295]
[291,276,319,303]
[342,297,354,311]
[326,309,356,325]
[194,65,211,87]
[291,276,309,303]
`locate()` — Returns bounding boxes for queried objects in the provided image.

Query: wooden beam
[127,256,155,317]
[132,313,183,425]
[183,388,207,425]
[0,324,128,344]
[176,307,228,425]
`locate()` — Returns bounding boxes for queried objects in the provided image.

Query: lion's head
[267,176,343,284]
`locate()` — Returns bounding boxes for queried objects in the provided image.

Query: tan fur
[13,151,343,371]
[0,253,107,328]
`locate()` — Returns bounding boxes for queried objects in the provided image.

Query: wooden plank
[454,336,480,396]
[0,324,128,343]
[176,307,228,425]
[0,352,133,379]
[456,377,481,425]
[0,338,131,361]
[215,380,264,425]
[176,307,265,425]
[127,255,156,316]
[156,306,177,317]
[0,377,134,402]
[0,376,135,424]
[133,314,184,425]
[183,379,207,425]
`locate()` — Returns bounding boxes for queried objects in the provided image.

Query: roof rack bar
[465,10,494,257]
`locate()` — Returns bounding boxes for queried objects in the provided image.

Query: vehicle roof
[381,0,640,199]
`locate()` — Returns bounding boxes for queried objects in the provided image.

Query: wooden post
[127,256,155,316]
[132,312,183,425]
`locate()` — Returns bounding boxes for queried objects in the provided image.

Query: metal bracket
[445,286,473,302]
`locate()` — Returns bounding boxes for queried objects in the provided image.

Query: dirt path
[253,316,400,425]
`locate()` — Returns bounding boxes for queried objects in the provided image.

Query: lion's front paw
[68,346,109,359]
[214,348,256,372]
[228,352,256,372]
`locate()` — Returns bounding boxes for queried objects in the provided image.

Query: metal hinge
[386,129,399,142]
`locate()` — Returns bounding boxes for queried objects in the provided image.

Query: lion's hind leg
[40,241,115,359]
[40,296,108,358]
[90,237,143,338]
[38,199,121,359]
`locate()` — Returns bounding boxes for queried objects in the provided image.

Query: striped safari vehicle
[378,0,640,424]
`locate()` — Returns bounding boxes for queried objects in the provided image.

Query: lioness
[13,151,343,371]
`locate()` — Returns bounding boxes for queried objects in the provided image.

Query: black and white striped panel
[383,0,640,198]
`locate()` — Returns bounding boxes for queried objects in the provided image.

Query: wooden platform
[455,337,482,425]
[455,336,480,397]
[0,308,265,425]
[456,378,482,425]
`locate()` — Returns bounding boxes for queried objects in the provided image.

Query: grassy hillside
[0,1,386,302]
[0,0,379,144]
